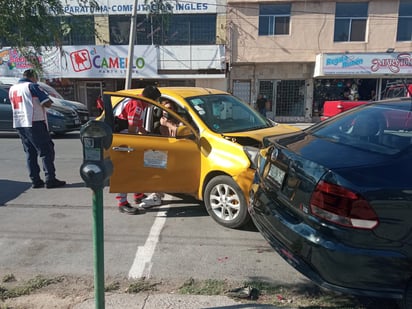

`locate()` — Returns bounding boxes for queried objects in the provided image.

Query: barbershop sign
[314,52,412,77]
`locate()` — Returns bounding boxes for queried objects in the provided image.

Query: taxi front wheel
[204,175,251,229]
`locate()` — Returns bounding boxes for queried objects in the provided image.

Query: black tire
[204,175,251,229]
[398,280,412,309]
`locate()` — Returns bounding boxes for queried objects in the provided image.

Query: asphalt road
[0,131,309,287]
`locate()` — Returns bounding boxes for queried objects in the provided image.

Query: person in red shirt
[115,85,161,215]
[96,95,104,115]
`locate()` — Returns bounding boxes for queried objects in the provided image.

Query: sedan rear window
[312,102,412,155]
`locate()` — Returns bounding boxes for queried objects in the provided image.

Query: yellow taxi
[102,87,300,228]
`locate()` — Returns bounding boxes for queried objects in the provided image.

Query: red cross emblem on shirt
[10,90,23,110]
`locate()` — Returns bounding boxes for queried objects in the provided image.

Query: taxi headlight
[243,146,259,169]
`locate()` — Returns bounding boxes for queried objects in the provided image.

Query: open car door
[103,93,201,196]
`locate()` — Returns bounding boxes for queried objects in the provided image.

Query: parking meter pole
[79,120,113,309]
[93,188,105,309]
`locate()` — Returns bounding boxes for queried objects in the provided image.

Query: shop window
[397,0,412,41]
[275,80,305,116]
[334,2,368,42]
[258,4,291,36]
[109,16,130,45]
[258,80,274,111]
[109,14,216,46]
[313,79,377,112]
[58,16,95,45]
[382,79,412,98]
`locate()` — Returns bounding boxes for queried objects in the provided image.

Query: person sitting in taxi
[159,99,183,137]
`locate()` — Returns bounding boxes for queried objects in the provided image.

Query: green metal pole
[92,188,105,309]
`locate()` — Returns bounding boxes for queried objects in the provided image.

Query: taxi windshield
[186,94,271,133]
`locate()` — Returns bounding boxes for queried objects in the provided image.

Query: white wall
[195,79,226,90]
[159,45,225,70]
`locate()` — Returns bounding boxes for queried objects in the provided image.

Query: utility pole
[125,0,138,90]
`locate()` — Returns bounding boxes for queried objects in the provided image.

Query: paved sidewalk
[74,293,292,308]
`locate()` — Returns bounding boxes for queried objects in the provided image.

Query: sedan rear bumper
[248,185,408,300]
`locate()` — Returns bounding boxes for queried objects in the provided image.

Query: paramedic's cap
[23,69,38,80]
[142,85,161,101]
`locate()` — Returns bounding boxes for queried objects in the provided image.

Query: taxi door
[109,132,200,194]
[106,89,203,195]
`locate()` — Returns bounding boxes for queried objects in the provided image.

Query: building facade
[0,0,228,116]
[2,0,412,122]
[227,0,412,122]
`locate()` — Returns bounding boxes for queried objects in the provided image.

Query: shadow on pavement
[147,204,209,218]
[146,193,260,232]
[0,132,19,138]
[63,181,88,188]
[52,131,80,140]
[0,179,30,206]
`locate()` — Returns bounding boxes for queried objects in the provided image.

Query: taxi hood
[222,123,301,147]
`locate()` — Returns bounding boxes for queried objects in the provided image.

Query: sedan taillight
[310,180,378,229]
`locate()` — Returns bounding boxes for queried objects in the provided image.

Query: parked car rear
[249,97,412,308]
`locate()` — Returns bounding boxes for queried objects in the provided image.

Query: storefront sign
[314,52,412,77]
[0,45,157,79]
[60,0,217,15]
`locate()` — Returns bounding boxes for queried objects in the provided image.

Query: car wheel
[398,280,412,309]
[204,175,251,229]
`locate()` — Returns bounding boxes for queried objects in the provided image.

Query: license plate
[268,164,285,186]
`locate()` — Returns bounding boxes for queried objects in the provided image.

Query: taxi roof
[114,87,228,99]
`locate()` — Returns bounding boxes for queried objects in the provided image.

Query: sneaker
[32,180,45,189]
[139,193,162,209]
[118,203,145,215]
[46,179,66,189]
[134,193,147,204]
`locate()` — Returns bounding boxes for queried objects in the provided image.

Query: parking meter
[79,120,113,308]
[80,120,113,191]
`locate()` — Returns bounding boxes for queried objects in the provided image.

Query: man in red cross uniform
[114,85,162,215]
[9,69,66,189]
